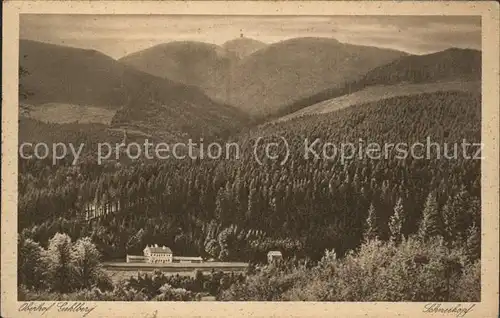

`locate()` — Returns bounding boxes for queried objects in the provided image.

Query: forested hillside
[119,41,238,102]
[276,48,481,118]
[360,48,481,85]
[228,37,406,117]
[19,91,481,263]
[276,81,480,122]
[222,37,267,59]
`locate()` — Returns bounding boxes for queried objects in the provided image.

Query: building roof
[173,256,203,261]
[127,255,146,259]
[144,245,172,254]
[267,251,282,256]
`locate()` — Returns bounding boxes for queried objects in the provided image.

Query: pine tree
[418,191,442,240]
[246,180,258,222]
[465,222,480,262]
[18,236,47,290]
[389,197,405,242]
[218,227,233,261]
[214,187,225,221]
[364,203,379,241]
[443,186,471,244]
[442,202,455,242]
[126,228,145,254]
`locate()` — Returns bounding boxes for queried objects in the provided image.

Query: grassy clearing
[26,103,117,125]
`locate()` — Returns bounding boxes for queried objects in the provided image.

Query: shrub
[222,237,480,302]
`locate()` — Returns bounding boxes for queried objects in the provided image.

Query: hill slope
[21,39,133,109]
[276,80,481,122]
[227,37,407,117]
[274,47,481,119]
[359,48,481,86]
[119,41,237,102]
[19,40,248,141]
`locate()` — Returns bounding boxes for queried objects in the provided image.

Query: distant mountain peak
[125,40,229,58]
[277,36,341,45]
[223,37,265,44]
[222,38,267,59]
[227,37,407,117]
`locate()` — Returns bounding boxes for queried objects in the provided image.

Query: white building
[143,245,173,264]
[139,245,203,264]
[267,251,283,264]
[126,254,146,263]
[173,256,203,263]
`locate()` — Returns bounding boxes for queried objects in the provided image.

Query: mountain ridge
[119,40,238,102]
[19,39,249,142]
[226,37,409,117]
[221,37,267,59]
[272,46,481,119]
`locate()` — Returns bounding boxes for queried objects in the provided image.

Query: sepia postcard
[2,1,499,317]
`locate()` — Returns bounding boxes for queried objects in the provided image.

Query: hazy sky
[20,15,481,59]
